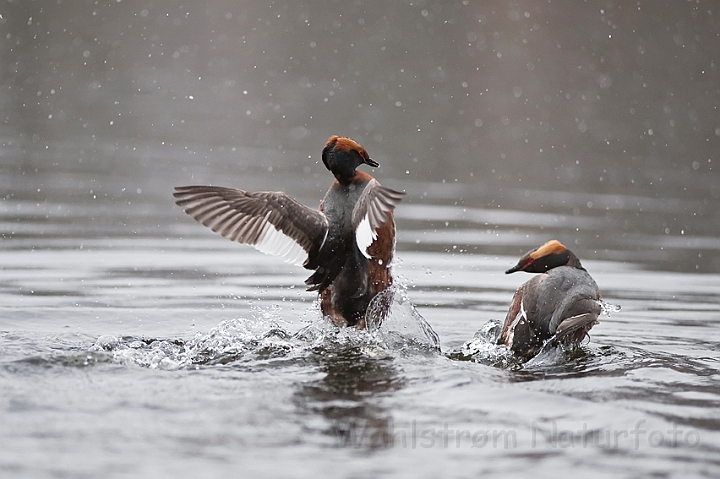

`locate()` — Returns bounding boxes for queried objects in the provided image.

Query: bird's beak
[365,158,379,167]
[506,256,533,274]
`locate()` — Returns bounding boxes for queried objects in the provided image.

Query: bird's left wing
[352,179,406,259]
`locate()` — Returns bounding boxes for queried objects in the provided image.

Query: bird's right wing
[174,186,328,267]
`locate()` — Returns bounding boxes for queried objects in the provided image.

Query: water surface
[2,153,720,478]
[2,1,720,477]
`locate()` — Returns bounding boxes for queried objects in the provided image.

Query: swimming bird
[496,240,601,358]
[173,135,405,328]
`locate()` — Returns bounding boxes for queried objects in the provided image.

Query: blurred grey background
[2,0,719,269]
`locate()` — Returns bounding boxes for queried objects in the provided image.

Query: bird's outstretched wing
[174,186,328,267]
[352,179,406,259]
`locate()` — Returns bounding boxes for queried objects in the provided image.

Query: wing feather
[352,179,405,259]
[174,186,328,267]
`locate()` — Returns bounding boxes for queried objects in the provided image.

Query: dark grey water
[2,1,720,478]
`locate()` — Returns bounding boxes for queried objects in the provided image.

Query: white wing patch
[351,179,405,260]
[254,214,309,266]
[506,299,527,347]
[355,214,376,259]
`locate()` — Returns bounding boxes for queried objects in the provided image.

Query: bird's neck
[565,251,585,270]
[334,169,372,185]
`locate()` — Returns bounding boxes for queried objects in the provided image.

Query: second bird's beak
[365,157,379,167]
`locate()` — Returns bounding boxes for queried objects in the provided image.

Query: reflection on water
[293,348,403,451]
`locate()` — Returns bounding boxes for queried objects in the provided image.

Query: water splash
[365,285,441,354]
[599,300,621,316]
[448,318,598,370]
[89,310,295,369]
[293,319,387,357]
[89,287,440,369]
[184,316,294,365]
[447,320,523,369]
[91,335,190,369]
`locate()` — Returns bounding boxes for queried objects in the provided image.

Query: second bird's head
[322,135,378,181]
[506,240,581,274]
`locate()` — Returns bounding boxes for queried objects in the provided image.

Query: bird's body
[174,136,405,328]
[497,240,601,358]
[310,170,397,326]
